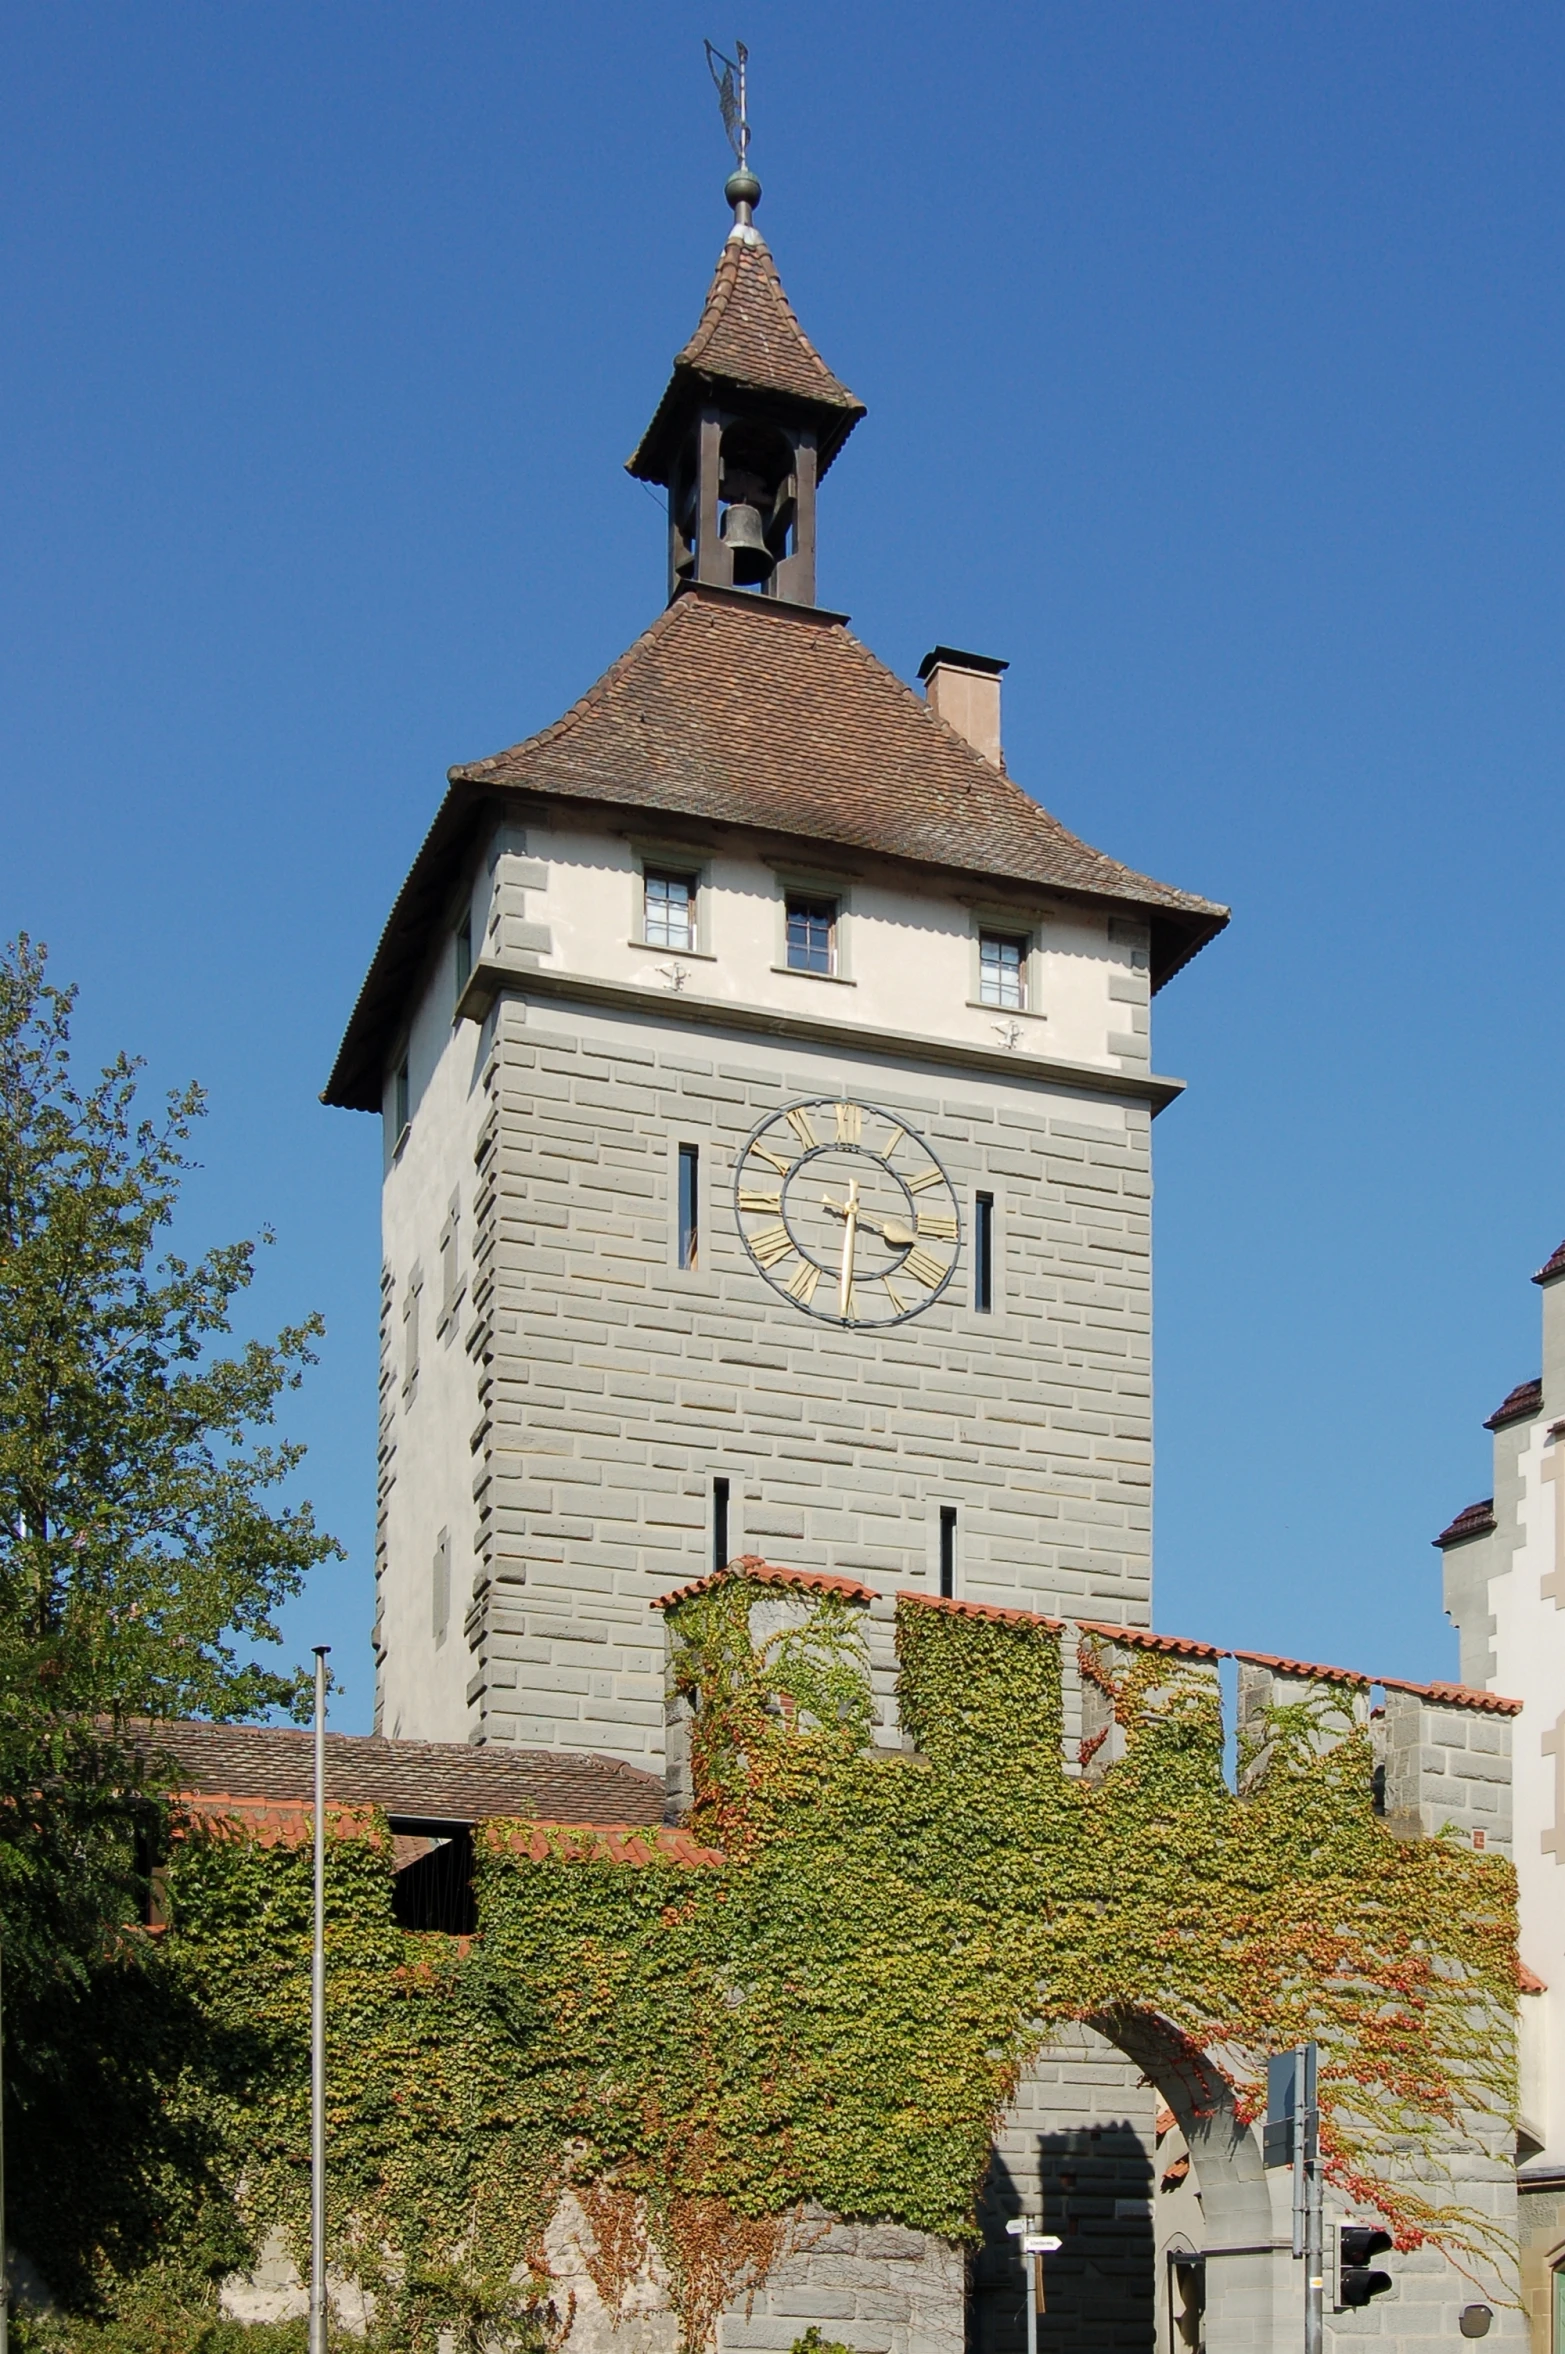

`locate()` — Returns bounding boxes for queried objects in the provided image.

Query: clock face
[733,1097,961,1327]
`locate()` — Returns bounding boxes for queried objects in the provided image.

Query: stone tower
[324,169,1228,1760]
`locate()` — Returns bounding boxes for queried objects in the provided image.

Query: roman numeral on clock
[904,1246,946,1288]
[749,1223,794,1269]
[917,1212,958,1240]
[738,1188,782,1214]
[906,1167,944,1194]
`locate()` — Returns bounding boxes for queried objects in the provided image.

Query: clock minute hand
[822,1180,861,1317]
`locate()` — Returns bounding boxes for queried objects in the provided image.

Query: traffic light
[1338,2223,1394,2308]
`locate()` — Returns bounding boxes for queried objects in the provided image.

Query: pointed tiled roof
[324,587,1227,1109]
[628,228,865,486]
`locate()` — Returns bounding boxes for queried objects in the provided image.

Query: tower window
[979,932,1027,1010]
[394,1058,410,1140]
[432,1528,450,1646]
[939,1506,957,1599]
[713,1477,730,1573]
[454,911,472,997]
[785,895,836,975]
[645,870,696,950]
[974,1193,994,1313]
[677,1143,699,1269]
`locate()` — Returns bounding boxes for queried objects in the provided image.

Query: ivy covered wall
[12,1579,1520,2353]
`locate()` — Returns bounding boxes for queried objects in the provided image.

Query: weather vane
[704,38,751,173]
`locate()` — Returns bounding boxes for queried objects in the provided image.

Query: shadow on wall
[968,2131,1156,2354]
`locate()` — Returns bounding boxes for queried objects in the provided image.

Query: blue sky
[3,3,1559,1727]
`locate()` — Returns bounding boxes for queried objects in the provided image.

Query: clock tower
[325,168,1227,1761]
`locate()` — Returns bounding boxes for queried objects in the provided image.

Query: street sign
[1022,2236,1062,2254]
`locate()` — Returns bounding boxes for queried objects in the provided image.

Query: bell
[720,501,774,585]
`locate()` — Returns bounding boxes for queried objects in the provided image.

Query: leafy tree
[0,934,340,2002]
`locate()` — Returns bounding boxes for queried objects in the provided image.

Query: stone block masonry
[463,991,1157,1764]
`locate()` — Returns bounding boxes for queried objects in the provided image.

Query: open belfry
[320,145,1529,2354]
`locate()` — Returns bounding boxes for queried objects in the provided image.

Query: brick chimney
[918,646,1008,769]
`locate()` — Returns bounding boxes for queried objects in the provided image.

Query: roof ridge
[453,600,689,784]
[818,620,1219,911]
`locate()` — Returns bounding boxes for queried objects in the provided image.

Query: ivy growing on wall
[14,1577,1518,2353]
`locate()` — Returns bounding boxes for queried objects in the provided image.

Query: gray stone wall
[1517,2178,1565,2352]
[467,991,1157,1762]
[1382,1688,1513,1851]
[972,2023,1158,2354]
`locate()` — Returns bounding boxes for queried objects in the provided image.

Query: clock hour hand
[824,1197,916,1252]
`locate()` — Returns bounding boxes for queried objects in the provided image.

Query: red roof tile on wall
[1484,1377,1542,1431]
[1078,1621,1220,1662]
[1432,1499,1497,1549]
[1377,1676,1522,1716]
[896,1592,1064,1631]
[1230,1648,1369,1688]
[654,1559,877,1612]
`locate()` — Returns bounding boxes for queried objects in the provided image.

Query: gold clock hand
[837,1177,860,1318]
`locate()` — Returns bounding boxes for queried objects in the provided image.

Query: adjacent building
[1439,1238,1565,2345]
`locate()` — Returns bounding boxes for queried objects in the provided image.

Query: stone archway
[971,2008,1279,2354]
[1092,2007,1278,2354]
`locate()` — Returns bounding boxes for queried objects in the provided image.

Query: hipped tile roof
[1535,1239,1565,1286]
[627,229,865,486]
[1484,1376,1542,1432]
[326,587,1225,1110]
[454,591,1221,928]
[144,1719,663,1826]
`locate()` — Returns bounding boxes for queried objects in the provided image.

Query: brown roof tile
[1535,1239,1565,1286]
[1485,1376,1542,1431]
[143,1720,664,1825]
[453,591,1222,928]
[628,230,865,486]
[326,589,1226,1110]
[1433,1498,1497,1549]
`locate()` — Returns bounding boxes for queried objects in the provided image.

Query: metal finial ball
[725,168,761,215]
